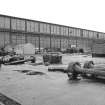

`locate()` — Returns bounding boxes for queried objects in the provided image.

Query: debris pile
[1,55,36,65]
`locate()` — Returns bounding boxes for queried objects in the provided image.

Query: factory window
[41,37,50,48]
[16,19,25,31]
[56,26,60,35]
[27,21,31,32]
[72,28,76,36]
[27,21,39,33]
[83,30,89,38]
[76,29,81,36]
[16,34,25,44]
[4,32,10,45]
[80,29,83,37]
[11,19,25,31]
[0,17,4,28]
[98,33,103,39]
[0,32,10,47]
[26,35,39,48]
[88,31,94,38]
[16,20,21,30]
[69,28,73,36]
[51,25,54,34]
[103,34,105,39]
[102,34,104,39]
[12,33,25,44]
[60,26,69,36]
[30,21,34,32]
[43,24,47,33]
[97,33,99,38]
[40,23,50,34]
[34,22,39,33]
[0,16,10,29]
[53,25,57,34]
[64,27,68,36]
[93,32,97,39]
[86,30,89,38]
[11,19,17,30]
[46,24,50,34]
[51,25,57,35]
[60,27,64,35]
[63,27,65,35]
[73,28,78,36]
[4,17,10,29]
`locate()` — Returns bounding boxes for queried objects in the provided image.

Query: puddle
[26,71,46,75]
[13,70,32,73]
[13,70,46,76]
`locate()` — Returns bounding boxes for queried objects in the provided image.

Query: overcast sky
[0,0,105,32]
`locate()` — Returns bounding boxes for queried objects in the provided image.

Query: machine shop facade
[0,14,105,52]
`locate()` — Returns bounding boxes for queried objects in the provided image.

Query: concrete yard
[0,54,105,105]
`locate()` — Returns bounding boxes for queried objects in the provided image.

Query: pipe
[68,63,105,77]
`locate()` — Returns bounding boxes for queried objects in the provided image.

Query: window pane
[0,17,5,28]
[5,17,10,29]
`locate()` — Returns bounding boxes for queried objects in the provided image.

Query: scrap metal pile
[0,55,36,65]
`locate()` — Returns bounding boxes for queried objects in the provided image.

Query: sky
[0,0,105,32]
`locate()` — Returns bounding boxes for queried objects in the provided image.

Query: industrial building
[0,14,105,52]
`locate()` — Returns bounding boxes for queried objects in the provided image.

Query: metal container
[43,52,62,64]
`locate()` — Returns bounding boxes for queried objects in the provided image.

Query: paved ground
[0,54,105,105]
